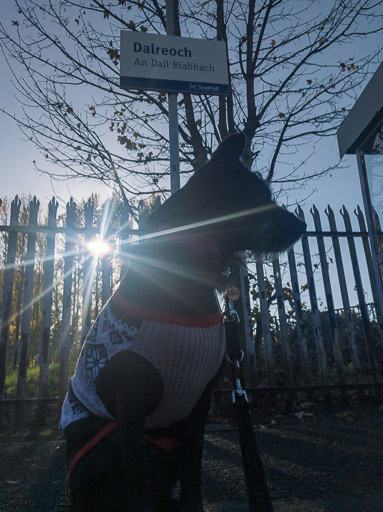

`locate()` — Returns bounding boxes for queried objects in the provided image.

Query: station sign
[120,31,229,96]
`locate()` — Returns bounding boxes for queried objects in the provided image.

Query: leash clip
[232,362,249,403]
[223,308,240,324]
[228,354,248,404]
[233,388,249,403]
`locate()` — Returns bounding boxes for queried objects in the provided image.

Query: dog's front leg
[96,351,164,512]
[177,359,225,512]
[177,391,212,512]
[116,399,153,511]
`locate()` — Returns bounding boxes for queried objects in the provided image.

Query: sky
[0,1,381,310]
[0,1,372,217]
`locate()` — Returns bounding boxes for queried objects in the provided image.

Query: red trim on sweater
[66,422,178,494]
[111,292,222,327]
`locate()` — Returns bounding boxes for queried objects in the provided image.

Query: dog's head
[148,133,306,257]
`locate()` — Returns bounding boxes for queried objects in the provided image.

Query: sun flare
[85,236,111,259]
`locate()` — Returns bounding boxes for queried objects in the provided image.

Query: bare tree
[0,0,382,207]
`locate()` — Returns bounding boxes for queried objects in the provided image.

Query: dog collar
[156,224,232,271]
[112,292,222,327]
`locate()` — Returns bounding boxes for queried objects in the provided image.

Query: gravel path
[1,408,382,512]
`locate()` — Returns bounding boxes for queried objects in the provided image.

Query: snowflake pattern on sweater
[61,303,139,429]
[61,300,224,432]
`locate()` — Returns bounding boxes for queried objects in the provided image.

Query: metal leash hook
[231,355,249,405]
[226,349,248,404]
[224,298,247,402]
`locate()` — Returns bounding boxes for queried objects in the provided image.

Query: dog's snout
[288,214,306,242]
[297,218,307,234]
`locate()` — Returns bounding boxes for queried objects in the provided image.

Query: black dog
[61,133,306,512]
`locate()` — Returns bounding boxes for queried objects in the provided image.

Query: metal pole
[166,0,180,194]
[355,149,383,324]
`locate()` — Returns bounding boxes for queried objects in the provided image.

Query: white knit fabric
[60,303,224,431]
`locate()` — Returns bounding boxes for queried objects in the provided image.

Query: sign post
[120,29,229,194]
[166,0,180,194]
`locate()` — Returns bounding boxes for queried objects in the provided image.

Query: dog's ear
[210,132,246,165]
[148,133,246,229]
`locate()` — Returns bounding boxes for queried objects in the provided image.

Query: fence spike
[310,204,319,218]
[11,195,21,214]
[324,204,334,220]
[295,204,305,220]
[339,204,350,220]
[48,197,59,216]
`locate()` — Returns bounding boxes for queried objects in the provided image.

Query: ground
[0,403,382,512]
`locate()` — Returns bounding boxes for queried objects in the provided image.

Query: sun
[85,236,111,259]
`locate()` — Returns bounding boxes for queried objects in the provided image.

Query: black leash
[223,297,274,512]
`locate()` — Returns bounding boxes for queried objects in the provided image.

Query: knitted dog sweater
[61,297,224,431]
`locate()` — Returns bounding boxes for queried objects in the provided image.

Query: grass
[4,362,76,398]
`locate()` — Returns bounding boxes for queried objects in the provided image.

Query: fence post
[81,198,94,344]
[355,205,383,346]
[256,260,275,386]
[287,245,311,385]
[340,205,378,381]
[101,200,113,306]
[37,197,58,422]
[238,262,257,386]
[325,205,361,381]
[13,234,26,370]
[311,205,344,383]
[59,198,77,403]
[16,197,40,397]
[272,257,294,386]
[119,201,132,279]
[15,197,39,424]
[297,205,328,384]
[0,196,21,398]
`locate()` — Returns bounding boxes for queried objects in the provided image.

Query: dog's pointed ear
[210,132,246,164]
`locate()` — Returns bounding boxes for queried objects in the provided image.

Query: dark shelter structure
[337,61,383,320]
